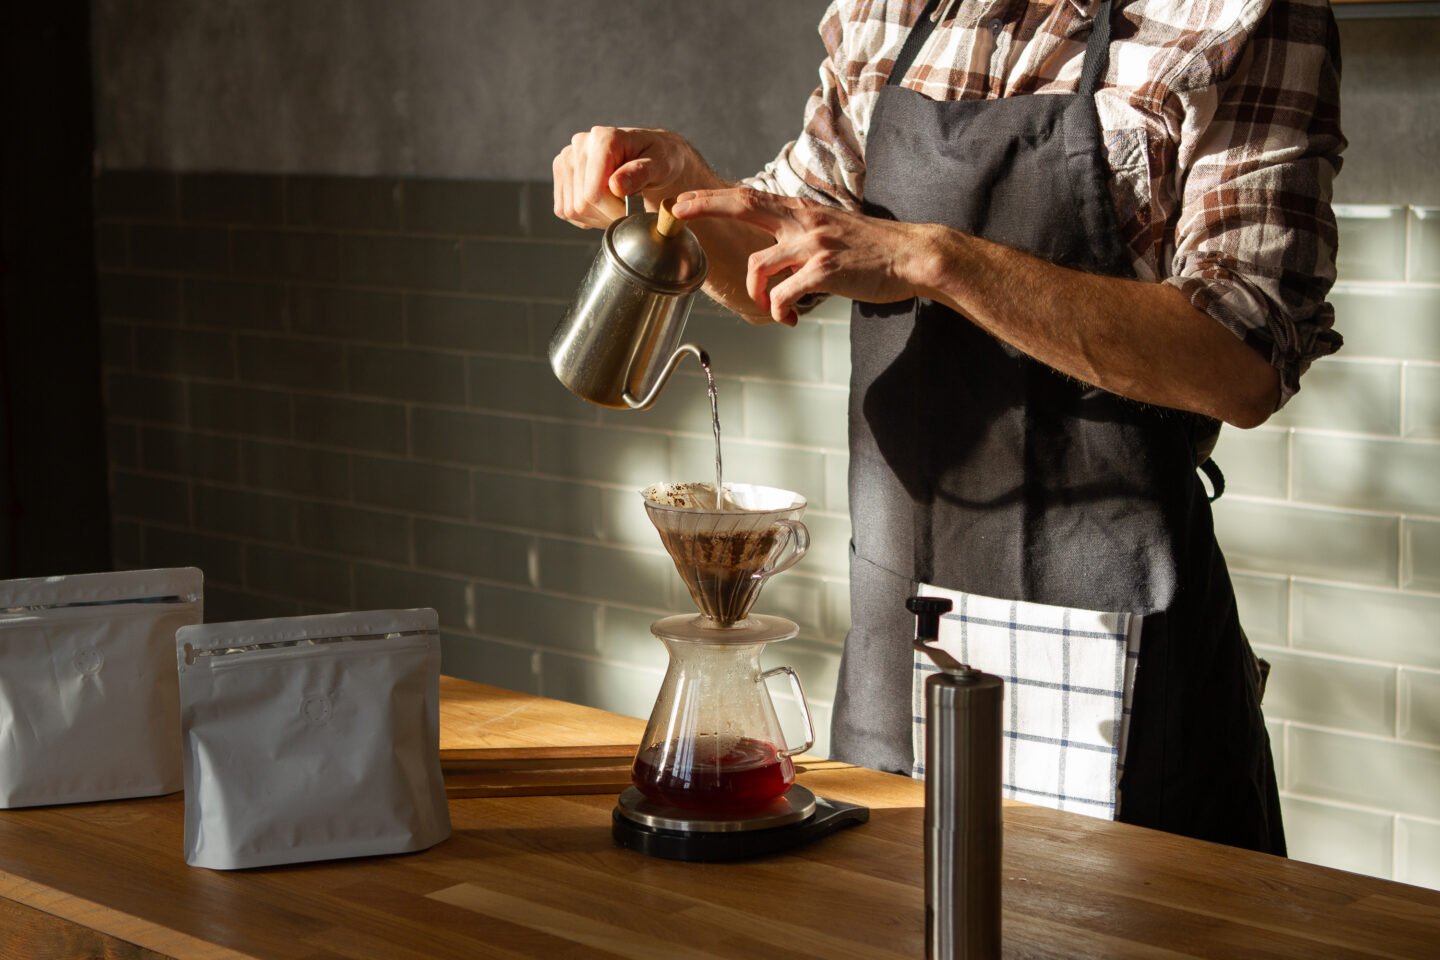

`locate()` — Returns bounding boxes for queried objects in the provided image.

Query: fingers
[554,140,604,229]
[745,243,827,327]
[551,126,697,229]
[672,188,791,234]
[767,259,830,326]
[745,242,807,310]
[610,157,656,201]
[581,129,624,220]
[552,150,575,228]
[570,131,604,227]
[552,127,638,229]
[569,131,599,227]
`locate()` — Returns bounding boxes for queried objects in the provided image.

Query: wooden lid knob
[656,198,684,238]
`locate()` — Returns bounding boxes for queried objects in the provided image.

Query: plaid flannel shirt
[745,0,1345,406]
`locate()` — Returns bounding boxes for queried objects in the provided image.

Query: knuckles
[791,204,831,231]
[580,184,609,207]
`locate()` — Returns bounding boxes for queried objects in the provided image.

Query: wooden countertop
[2,676,1438,959]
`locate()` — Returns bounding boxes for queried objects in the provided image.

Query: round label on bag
[73,648,105,676]
[301,694,333,724]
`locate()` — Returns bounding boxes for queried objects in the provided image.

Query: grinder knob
[906,596,953,642]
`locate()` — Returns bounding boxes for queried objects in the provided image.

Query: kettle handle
[625,193,643,218]
[621,343,707,410]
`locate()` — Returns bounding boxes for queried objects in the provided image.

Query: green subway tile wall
[1211,203,1440,887]
[96,176,1440,887]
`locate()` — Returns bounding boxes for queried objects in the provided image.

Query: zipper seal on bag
[182,628,433,666]
[2,592,202,614]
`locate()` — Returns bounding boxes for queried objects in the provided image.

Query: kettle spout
[622,344,708,410]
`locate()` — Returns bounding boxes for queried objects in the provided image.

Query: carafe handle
[752,518,810,580]
[759,665,816,758]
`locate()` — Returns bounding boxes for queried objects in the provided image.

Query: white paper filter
[0,567,203,808]
[176,608,451,870]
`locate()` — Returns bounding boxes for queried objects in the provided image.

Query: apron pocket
[911,583,1142,820]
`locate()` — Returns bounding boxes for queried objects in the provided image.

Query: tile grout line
[1397,514,1407,591]
[1404,203,1414,284]
[1281,787,1440,827]
[1231,566,1440,602]
[1285,427,1294,501]
[1284,716,1440,752]
[1393,814,1404,885]
[1284,574,1295,649]
[1399,360,1409,439]
[1394,663,1406,747]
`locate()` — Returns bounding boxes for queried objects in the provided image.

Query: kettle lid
[605,200,708,294]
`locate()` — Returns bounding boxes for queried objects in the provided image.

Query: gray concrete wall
[92,0,831,181]
[93,3,1439,201]
[1333,16,1440,205]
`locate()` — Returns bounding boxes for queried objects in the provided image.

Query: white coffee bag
[176,608,451,870]
[0,567,203,808]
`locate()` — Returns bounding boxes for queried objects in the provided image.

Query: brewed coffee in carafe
[631,620,812,814]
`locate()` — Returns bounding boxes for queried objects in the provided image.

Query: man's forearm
[688,217,777,322]
[910,224,1280,428]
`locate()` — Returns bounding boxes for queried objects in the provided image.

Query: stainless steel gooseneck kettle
[549,195,709,410]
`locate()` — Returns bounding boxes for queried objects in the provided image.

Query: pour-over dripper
[641,482,809,626]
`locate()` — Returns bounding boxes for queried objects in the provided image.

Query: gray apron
[833,0,1285,854]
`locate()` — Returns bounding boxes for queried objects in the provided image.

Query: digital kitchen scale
[612,785,870,862]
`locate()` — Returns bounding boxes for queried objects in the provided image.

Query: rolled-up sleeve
[743,1,866,212]
[1163,0,1345,408]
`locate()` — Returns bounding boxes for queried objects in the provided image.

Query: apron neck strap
[1077,0,1116,99]
[887,0,1117,98]
[887,0,944,87]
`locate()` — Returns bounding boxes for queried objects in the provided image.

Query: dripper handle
[752,518,810,579]
[760,665,816,758]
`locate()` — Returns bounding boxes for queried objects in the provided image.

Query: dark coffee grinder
[909,596,1004,959]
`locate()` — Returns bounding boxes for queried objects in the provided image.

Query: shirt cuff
[1164,265,1342,410]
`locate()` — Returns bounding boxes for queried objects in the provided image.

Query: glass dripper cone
[642,482,809,626]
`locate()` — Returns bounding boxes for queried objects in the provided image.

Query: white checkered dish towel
[911,583,1142,820]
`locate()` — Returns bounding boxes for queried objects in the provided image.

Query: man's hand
[552,127,715,229]
[672,188,927,326]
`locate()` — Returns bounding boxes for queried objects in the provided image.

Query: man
[552,0,1342,855]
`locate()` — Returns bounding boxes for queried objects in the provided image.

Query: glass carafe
[632,614,815,814]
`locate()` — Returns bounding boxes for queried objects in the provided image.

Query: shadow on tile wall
[96,171,851,760]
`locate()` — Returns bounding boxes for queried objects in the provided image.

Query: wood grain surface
[0,896,175,960]
[1,678,1437,959]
